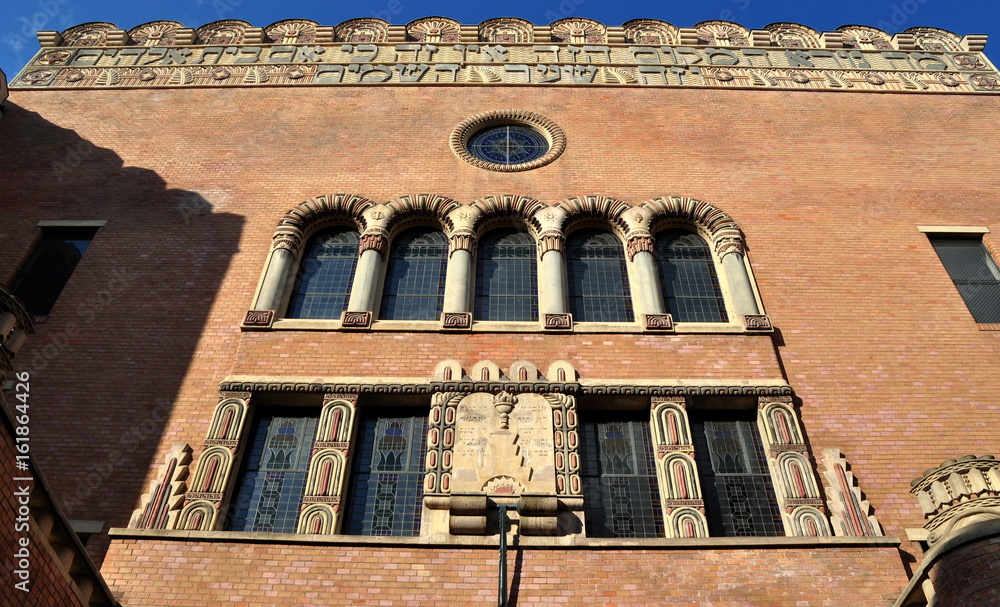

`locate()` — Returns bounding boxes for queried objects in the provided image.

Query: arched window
[474,228,538,321]
[566,229,634,322]
[379,228,448,320]
[286,228,359,319]
[655,230,728,323]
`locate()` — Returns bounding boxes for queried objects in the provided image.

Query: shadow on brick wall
[0,102,244,567]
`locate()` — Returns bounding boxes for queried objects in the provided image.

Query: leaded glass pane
[691,415,782,537]
[11,229,95,316]
[286,228,359,319]
[379,229,448,320]
[231,411,319,533]
[656,230,728,323]
[580,414,662,538]
[567,229,634,322]
[931,237,1000,323]
[474,228,538,321]
[343,411,428,536]
[467,125,549,165]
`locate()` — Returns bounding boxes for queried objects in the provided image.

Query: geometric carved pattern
[550,18,606,44]
[650,398,708,538]
[406,17,461,43]
[442,312,472,330]
[757,396,832,537]
[821,448,883,537]
[644,314,675,332]
[623,19,678,45]
[196,20,252,45]
[340,310,373,329]
[907,27,962,52]
[335,18,389,43]
[743,314,773,331]
[545,393,581,496]
[178,392,252,531]
[910,455,1000,545]
[128,21,184,46]
[837,25,893,51]
[129,443,192,530]
[765,23,821,48]
[264,19,320,44]
[423,393,462,497]
[694,21,750,47]
[297,393,358,534]
[60,22,118,46]
[243,309,274,328]
[479,18,532,43]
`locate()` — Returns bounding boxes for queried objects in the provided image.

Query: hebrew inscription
[14,42,1000,93]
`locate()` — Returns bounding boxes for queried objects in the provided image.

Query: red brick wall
[2,83,1000,600]
[102,538,906,606]
[930,534,1000,606]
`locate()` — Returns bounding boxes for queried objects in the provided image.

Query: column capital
[626,233,655,261]
[538,229,565,256]
[358,228,389,256]
[449,228,477,257]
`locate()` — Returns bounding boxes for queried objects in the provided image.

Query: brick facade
[2,16,1000,606]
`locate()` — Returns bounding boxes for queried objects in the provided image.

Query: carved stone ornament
[442,312,472,330]
[340,310,372,329]
[626,235,655,261]
[821,449,883,537]
[644,314,675,332]
[358,230,389,256]
[910,455,1000,545]
[743,314,773,331]
[493,391,518,430]
[543,313,572,331]
[243,309,274,328]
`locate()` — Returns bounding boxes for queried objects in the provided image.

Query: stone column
[254,247,295,311]
[720,248,760,316]
[627,235,665,316]
[346,232,387,313]
[532,207,570,320]
[443,229,475,313]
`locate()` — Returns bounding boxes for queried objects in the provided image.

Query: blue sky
[2,0,999,78]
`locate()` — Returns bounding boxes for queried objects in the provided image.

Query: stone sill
[109,528,899,550]
[265,319,749,334]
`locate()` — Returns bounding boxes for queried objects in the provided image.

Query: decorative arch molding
[693,21,750,47]
[555,195,631,232]
[650,398,708,538]
[128,21,184,46]
[196,20,252,45]
[550,18,606,43]
[264,19,321,44]
[272,193,376,254]
[175,501,216,531]
[836,25,893,50]
[764,22,821,48]
[479,18,533,43]
[335,18,389,43]
[906,27,962,51]
[61,22,120,46]
[639,196,745,259]
[406,17,462,43]
[385,193,463,233]
[622,19,678,45]
[791,506,831,537]
[470,194,546,229]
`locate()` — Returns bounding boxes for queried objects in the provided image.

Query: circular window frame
[450,110,566,172]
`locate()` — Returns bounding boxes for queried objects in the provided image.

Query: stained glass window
[343,410,428,536]
[379,228,448,320]
[930,237,1000,323]
[286,228,359,319]
[580,413,663,538]
[474,228,538,321]
[11,228,96,316]
[231,410,319,533]
[691,413,783,537]
[567,229,634,322]
[467,125,549,165]
[655,230,728,323]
